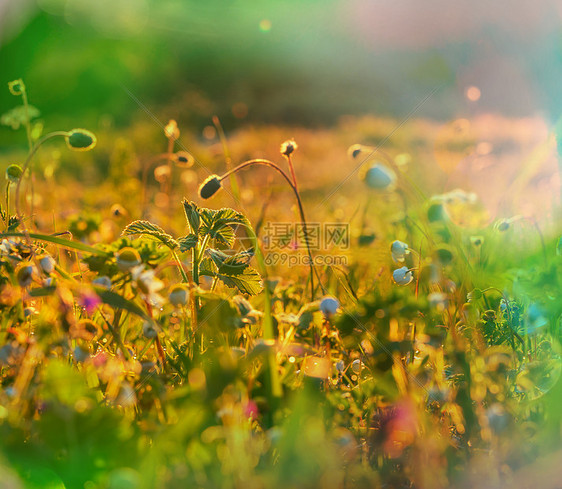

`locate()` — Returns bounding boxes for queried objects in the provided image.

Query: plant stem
[213,116,241,203]
[15,131,68,230]
[220,158,319,301]
[4,183,10,230]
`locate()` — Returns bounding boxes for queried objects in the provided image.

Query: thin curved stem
[15,131,68,231]
[220,158,320,300]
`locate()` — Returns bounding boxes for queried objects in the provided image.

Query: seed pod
[362,163,396,190]
[16,263,35,287]
[5,164,23,184]
[143,321,158,339]
[198,175,222,199]
[319,296,339,317]
[65,129,97,151]
[390,240,409,263]
[392,266,413,285]
[39,254,56,274]
[173,151,194,168]
[280,139,298,157]
[168,283,190,307]
[116,247,141,272]
[351,359,362,374]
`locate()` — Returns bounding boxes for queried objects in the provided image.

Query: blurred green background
[1,0,562,145]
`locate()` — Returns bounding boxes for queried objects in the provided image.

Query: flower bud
[143,320,158,339]
[8,79,24,96]
[16,263,35,287]
[390,240,409,263]
[174,151,194,168]
[280,139,298,157]
[164,119,180,140]
[392,266,413,285]
[319,296,339,317]
[198,175,222,199]
[168,283,190,307]
[116,247,141,272]
[347,144,364,159]
[362,163,396,190]
[5,164,23,184]
[38,254,56,274]
[351,359,362,374]
[65,129,97,151]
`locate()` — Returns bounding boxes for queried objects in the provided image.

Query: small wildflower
[280,139,297,157]
[16,263,35,287]
[5,164,23,184]
[351,359,362,374]
[65,129,97,151]
[392,266,413,286]
[319,296,339,317]
[116,247,141,272]
[38,254,56,274]
[390,240,409,263]
[73,346,90,363]
[143,320,159,339]
[362,163,396,190]
[132,266,164,305]
[78,290,102,315]
[93,276,112,289]
[335,359,345,372]
[168,283,190,307]
[164,119,180,140]
[23,306,37,317]
[199,174,222,199]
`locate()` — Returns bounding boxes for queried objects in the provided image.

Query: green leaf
[207,248,254,274]
[1,232,109,256]
[203,265,262,296]
[122,220,178,250]
[178,234,198,252]
[96,288,149,320]
[182,200,200,234]
[199,207,250,247]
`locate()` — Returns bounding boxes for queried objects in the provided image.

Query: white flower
[39,254,56,274]
[351,359,362,374]
[132,266,164,306]
[362,163,396,190]
[168,284,190,307]
[319,296,339,317]
[390,240,409,263]
[392,266,413,285]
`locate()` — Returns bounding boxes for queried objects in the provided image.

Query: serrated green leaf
[199,207,250,247]
[217,266,262,295]
[122,220,178,250]
[207,248,254,274]
[182,200,200,234]
[178,234,198,252]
